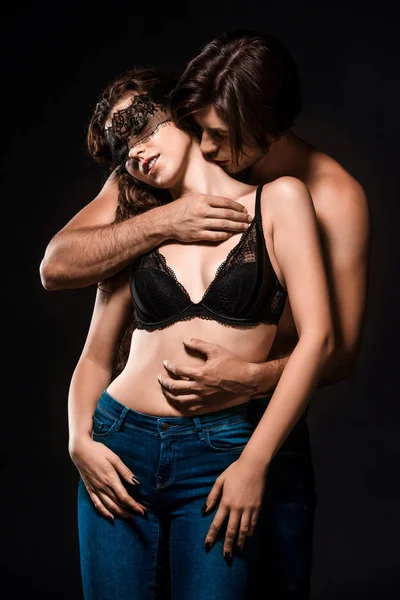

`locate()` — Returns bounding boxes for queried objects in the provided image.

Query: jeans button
[161,422,169,431]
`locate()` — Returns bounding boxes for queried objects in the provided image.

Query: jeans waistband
[99,389,253,435]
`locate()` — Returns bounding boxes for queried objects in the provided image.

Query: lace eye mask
[105,94,171,165]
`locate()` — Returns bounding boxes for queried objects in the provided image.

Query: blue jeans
[78,390,266,600]
[246,397,317,599]
[78,391,316,599]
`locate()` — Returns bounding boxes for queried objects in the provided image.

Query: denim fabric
[78,390,265,600]
[246,397,317,599]
[77,391,316,599]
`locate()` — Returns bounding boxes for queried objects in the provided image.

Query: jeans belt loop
[115,406,130,432]
[193,417,205,441]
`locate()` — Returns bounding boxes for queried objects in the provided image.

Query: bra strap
[255,184,264,221]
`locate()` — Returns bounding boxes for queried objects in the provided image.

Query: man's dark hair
[170,29,302,162]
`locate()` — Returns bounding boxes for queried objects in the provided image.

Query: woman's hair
[87,66,179,222]
[170,29,302,162]
[87,67,179,378]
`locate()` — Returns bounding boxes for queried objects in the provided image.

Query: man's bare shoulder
[307,151,371,247]
[308,150,367,214]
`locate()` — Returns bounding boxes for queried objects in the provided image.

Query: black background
[3,1,399,598]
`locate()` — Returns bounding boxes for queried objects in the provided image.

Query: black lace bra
[130,184,287,331]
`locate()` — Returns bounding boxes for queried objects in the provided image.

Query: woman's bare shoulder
[263,175,310,196]
[259,176,313,225]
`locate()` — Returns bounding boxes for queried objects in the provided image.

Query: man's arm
[39,173,172,290]
[39,172,253,291]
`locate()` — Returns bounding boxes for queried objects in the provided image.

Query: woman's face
[106,93,193,189]
[126,118,193,188]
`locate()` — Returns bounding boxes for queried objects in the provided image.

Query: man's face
[193,105,265,174]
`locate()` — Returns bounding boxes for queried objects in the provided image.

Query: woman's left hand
[203,458,268,560]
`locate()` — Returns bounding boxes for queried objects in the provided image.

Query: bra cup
[128,184,288,331]
[131,268,192,321]
[202,263,260,317]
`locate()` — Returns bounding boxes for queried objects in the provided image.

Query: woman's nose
[128,143,145,160]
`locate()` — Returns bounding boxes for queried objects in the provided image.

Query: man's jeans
[247,396,317,599]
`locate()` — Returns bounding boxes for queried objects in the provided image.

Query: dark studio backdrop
[3,1,399,598]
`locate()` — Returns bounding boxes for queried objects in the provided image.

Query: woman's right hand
[69,436,147,522]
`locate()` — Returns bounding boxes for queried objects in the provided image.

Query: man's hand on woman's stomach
[121,319,277,413]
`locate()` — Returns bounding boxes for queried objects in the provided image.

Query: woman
[69,68,334,600]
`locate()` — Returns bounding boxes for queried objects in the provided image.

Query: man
[40,30,371,598]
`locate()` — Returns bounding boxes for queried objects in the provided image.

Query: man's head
[170,29,302,174]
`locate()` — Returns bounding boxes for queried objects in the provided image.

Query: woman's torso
[108,184,287,416]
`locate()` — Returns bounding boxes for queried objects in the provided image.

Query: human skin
[157,106,371,409]
[40,102,371,401]
[68,117,334,560]
[46,95,370,554]
[39,175,252,290]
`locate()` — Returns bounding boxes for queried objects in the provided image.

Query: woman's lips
[148,156,159,175]
[214,159,230,166]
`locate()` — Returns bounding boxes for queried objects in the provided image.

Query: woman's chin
[149,172,176,190]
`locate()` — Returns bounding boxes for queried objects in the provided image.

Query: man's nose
[200,133,218,157]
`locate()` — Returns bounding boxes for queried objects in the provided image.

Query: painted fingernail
[201,503,208,514]
[132,476,140,485]
[224,552,232,565]
[205,542,212,553]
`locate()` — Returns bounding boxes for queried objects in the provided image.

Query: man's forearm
[249,344,354,397]
[40,205,171,290]
[250,355,289,397]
